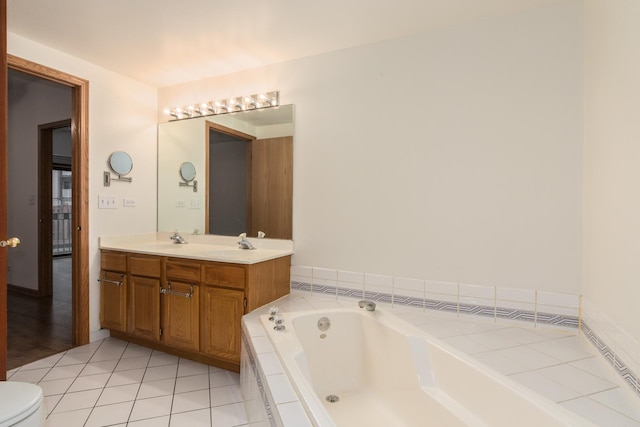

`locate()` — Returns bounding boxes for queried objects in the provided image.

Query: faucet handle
[238,233,247,240]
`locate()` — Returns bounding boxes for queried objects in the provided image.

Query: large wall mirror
[158,105,294,239]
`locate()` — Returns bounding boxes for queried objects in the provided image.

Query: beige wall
[7,0,593,338]
[161,1,584,293]
[583,0,640,339]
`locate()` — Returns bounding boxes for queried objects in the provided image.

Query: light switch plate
[98,194,117,209]
[123,197,136,207]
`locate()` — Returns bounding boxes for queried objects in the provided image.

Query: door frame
[1,0,8,380]
[38,119,72,297]
[5,56,90,370]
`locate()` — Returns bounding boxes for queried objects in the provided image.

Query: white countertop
[99,232,293,264]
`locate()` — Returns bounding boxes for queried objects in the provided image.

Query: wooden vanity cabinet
[199,256,292,366]
[99,251,128,332]
[128,254,162,341]
[200,262,246,364]
[101,249,291,372]
[163,259,200,352]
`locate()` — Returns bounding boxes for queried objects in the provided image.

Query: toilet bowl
[0,382,46,427]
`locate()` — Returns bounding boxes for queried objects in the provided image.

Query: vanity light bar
[164,91,279,121]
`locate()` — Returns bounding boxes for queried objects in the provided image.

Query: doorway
[37,120,72,299]
[1,55,90,378]
[208,127,253,236]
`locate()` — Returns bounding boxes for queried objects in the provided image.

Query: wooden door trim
[38,119,72,297]
[1,0,8,380]
[7,54,90,347]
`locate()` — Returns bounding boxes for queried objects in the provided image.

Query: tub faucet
[358,300,376,311]
[170,231,187,244]
[237,233,255,250]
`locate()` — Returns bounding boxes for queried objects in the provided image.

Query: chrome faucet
[237,233,255,250]
[358,300,376,311]
[170,231,187,244]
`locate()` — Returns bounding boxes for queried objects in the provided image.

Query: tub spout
[358,300,376,311]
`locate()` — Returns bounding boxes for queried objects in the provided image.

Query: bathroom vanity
[99,233,292,372]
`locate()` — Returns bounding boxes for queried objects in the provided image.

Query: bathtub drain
[326,395,340,403]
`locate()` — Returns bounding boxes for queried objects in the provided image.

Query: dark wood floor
[6,257,73,370]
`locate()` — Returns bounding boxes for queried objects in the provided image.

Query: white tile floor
[7,339,248,427]
[7,291,640,427]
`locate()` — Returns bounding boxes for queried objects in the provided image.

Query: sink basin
[139,242,186,250]
[206,249,246,257]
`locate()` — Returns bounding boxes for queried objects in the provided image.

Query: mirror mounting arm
[179,180,197,192]
[103,171,133,186]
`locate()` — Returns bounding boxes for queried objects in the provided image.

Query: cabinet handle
[160,281,193,298]
[98,273,124,286]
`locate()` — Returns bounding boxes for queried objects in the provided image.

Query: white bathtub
[259,307,596,427]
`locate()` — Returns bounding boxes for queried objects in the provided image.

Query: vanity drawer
[202,263,245,289]
[129,254,162,278]
[166,259,201,283]
[101,251,127,272]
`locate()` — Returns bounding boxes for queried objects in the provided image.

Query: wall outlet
[98,194,118,209]
[123,197,136,207]
[189,199,201,209]
[176,199,185,208]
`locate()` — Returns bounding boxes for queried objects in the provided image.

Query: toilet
[0,382,46,427]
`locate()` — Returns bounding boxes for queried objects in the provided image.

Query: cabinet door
[200,286,244,363]
[161,280,199,351]
[99,270,127,332]
[128,275,160,341]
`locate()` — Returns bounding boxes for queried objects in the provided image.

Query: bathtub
[256,307,596,427]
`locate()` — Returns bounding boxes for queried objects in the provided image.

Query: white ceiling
[7,0,565,88]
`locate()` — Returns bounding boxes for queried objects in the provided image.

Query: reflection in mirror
[178,161,198,192]
[209,125,252,236]
[158,105,294,239]
[109,151,133,175]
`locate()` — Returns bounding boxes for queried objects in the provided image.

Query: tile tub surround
[289,266,640,399]
[290,266,580,329]
[243,291,640,426]
[581,298,640,397]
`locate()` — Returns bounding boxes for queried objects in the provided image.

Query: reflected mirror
[158,105,294,239]
[109,151,133,176]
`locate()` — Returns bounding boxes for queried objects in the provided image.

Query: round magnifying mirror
[108,151,133,176]
[180,162,196,182]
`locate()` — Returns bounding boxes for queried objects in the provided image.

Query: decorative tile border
[536,311,580,328]
[291,281,579,329]
[581,321,640,397]
[495,306,536,323]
